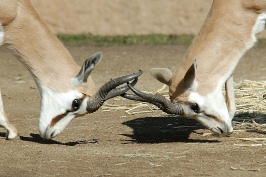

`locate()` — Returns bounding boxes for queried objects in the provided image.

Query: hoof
[6,130,20,140]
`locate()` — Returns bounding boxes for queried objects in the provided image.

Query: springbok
[0,0,142,139]
[123,0,266,135]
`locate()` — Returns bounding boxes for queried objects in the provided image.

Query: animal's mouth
[193,114,233,135]
[209,126,233,135]
[41,126,62,139]
[210,127,224,135]
[50,129,62,138]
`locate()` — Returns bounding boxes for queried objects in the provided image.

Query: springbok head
[123,60,233,135]
[39,52,142,139]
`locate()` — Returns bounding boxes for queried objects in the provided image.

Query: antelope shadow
[121,115,218,144]
[20,133,99,146]
[0,132,98,146]
[122,112,266,144]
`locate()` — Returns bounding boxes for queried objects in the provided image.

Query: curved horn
[124,84,185,115]
[87,70,143,113]
[121,93,165,109]
[121,93,147,102]
[104,77,138,100]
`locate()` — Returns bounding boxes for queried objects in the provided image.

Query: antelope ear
[150,68,173,85]
[75,52,102,83]
[183,60,197,89]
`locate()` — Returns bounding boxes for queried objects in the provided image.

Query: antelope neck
[3,0,79,92]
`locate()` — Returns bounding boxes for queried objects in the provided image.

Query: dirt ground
[0,44,266,177]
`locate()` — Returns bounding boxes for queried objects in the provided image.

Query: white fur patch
[253,13,266,35]
[190,80,199,92]
[188,77,232,133]
[0,91,6,126]
[0,24,4,45]
[39,86,87,139]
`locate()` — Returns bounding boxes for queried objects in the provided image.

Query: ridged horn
[123,83,185,115]
[104,77,138,100]
[87,70,143,113]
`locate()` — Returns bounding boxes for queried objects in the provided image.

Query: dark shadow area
[0,132,7,139]
[20,133,99,146]
[233,112,266,135]
[122,116,220,144]
[234,112,266,124]
[0,132,98,146]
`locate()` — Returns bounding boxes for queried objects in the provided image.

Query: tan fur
[0,0,17,25]
[1,0,95,96]
[169,0,266,101]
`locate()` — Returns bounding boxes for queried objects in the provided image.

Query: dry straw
[234,80,266,114]
[233,80,266,133]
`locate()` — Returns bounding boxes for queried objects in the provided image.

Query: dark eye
[190,103,200,113]
[72,99,81,111]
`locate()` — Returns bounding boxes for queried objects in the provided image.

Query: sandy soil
[0,45,266,177]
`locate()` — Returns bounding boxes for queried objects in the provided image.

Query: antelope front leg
[225,75,236,120]
[0,90,18,139]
